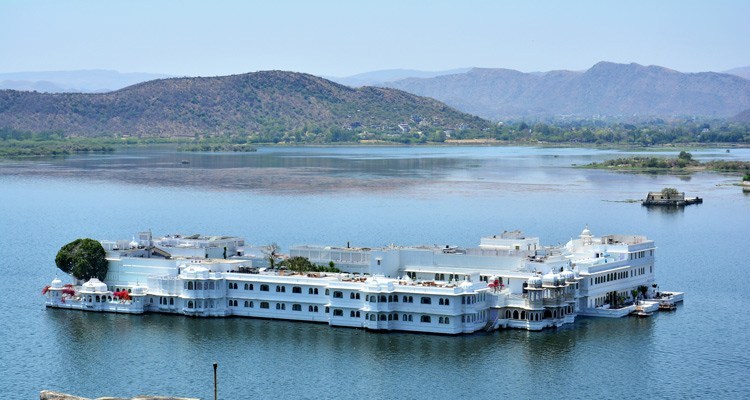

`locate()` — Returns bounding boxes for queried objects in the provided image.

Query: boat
[43,227,682,334]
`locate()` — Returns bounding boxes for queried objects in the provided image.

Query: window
[325,289,330,295]
[391,295,397,302]
[197,282,203,290]
[188,301,194,308]
[292,304,302,311]
[333,291,343,298]
[325,307,329,313]
[408,296,413,303]
[356,311,360,318]
[209,282,215,290]
[169,298,174,305]
[444,298,450,306]
[260,302,269,309]
[356,293,360,300]
[188,282,194,290]
[244,301,249,307]
[309,288,314,294]
[350,310,356,317]
[350,292,356,299]
[249,283,254,290]
[379,314,386,321]
[314,288,319,295]
[408,315,413,322]
[309,305,314,312]
[370,314,376,321]
[244,283,249,290]
[260,284,269,292]
[439,298,444,305]
[292,286,301,294]
[333,309,343,317]
[314,306,319,312]
[402,296,408,302]
[420,315,431,323]
[421,297,431,305]
[402,314,408,321]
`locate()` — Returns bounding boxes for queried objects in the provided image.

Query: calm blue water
[0,146,748,399]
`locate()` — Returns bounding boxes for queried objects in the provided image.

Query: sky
[0,0,748,77]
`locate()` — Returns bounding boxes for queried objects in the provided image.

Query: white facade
[44,227,681,334]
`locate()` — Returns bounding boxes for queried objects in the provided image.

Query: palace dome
[50,278,63,289]
[81,278,108,293]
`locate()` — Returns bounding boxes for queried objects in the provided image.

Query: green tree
[55,238,108,281]
[280,256,315,275]
[661,187,680,197]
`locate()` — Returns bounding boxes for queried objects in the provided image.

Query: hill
[732,109,750,124]
[384,62,750,120]
[724,66,750,81]
[0,71,489,140]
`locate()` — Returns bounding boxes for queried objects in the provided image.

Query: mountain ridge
[384,62,750,120]
[0,70,488,139]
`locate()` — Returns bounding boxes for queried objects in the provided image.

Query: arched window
[169,298,174,305]
[356,311,360,318]
[439,317,444,324]
[444,298,450,306]
[462,297,466,304]
[260,284,269,291]
[325,289,330,295]
[402,314,408,321]
[244,301,249,307]
[439,298,444,305]
[513,310,519,319]
[388,314,392,321]
[314,306,319,312]
[379,314,386,321]
[408,315,413,322]
[402,295,408,302]
[276,286,281,292]
[391,295,396,302]
[421,297,431,305]
[187,301,194,308]
[420,315,431,323]
[260,302,269,309]
[292,286,301,294]
[379,295,387,302]
[188,282,194,290]
[281,286,286,293]
[409,296,413,303]
[314,288,319,295]
[309,305,314,312]
[197,282,203,290]
[520,311,526,320]
[350,310,356,317]
[292,304,302,311]
[370,314,376,321]
[444,317,450,324]
[333,291,343,298]
[244,283,248,290]
[332,309,342,316]
[351,293,356,299]
[356,293,360,300]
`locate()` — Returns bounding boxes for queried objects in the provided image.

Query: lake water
[0,146,748,399]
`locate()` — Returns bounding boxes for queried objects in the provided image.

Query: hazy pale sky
[1,0,748,77]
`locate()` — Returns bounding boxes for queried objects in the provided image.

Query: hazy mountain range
[0,71,487,137]
[327,68,471,87]
[383,62,750,120]
[0,70,171,93]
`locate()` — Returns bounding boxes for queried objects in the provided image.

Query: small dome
[129,240,139,248]
[131,285,147,295]
[459,280,473,290]
[182,265,210,278]
[527,276,543,288]
[542,271,557,286]
[51,278,63,289]
[81,278,108,293]
[561,270,576,282]
[581,225,592,237]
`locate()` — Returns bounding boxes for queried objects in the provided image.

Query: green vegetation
[280,256,341,275]
[743,173,750,182]
[661,188,680,197]
[55,238,108,281]
[584,151,750,175]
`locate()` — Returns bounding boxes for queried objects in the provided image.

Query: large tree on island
[55,238,108,281]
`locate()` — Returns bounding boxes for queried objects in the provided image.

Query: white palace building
[43,227,683,334]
